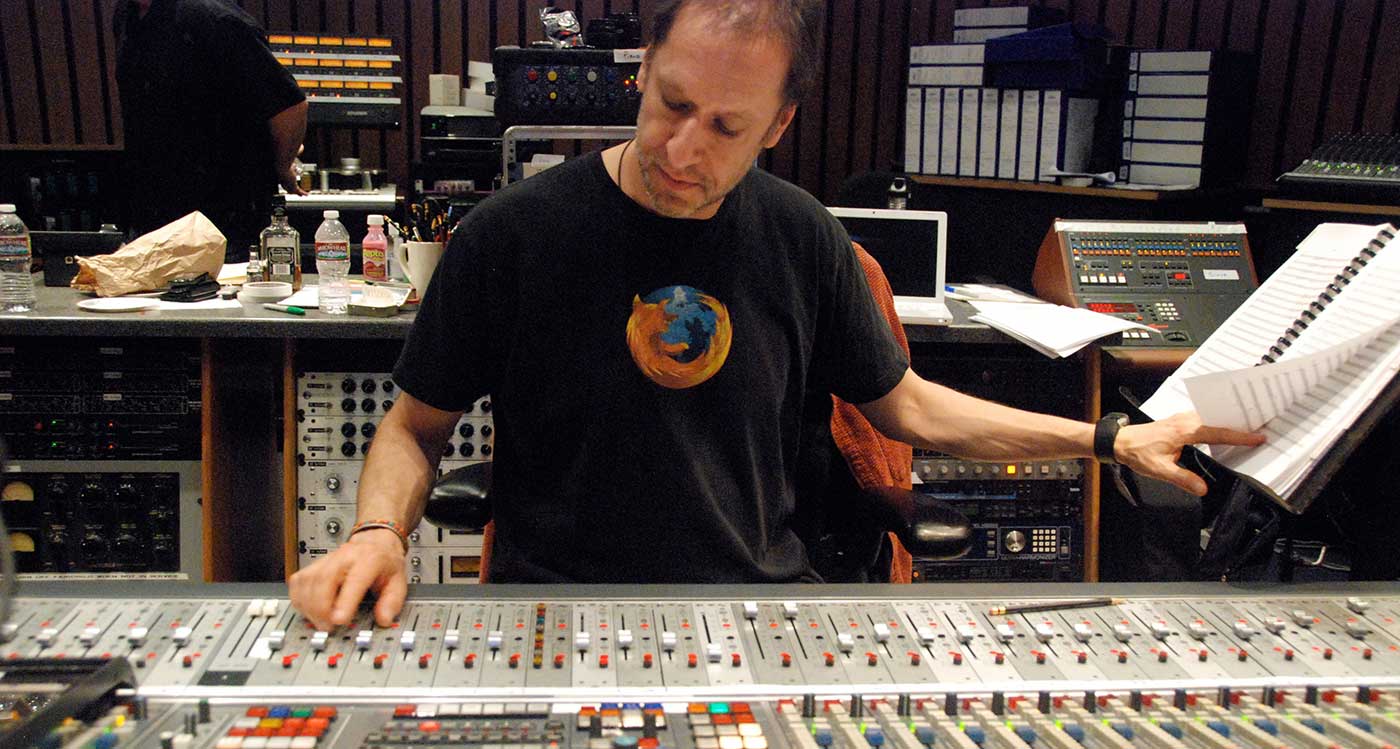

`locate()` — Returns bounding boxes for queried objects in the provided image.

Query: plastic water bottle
[0,204,35,313]
[315,209,351,314]
[361,215,388,282]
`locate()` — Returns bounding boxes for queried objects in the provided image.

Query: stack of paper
[968,300,1152,357]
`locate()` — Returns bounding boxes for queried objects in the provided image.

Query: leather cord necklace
[616,139,633,194]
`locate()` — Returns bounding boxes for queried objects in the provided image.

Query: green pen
[262,303,306,316]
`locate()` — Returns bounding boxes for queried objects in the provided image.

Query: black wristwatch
[1094,412,1129,465]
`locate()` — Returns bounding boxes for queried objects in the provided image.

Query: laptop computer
[826,206,953,324]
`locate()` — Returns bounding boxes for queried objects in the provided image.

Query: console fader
[6,583,1400,747]
[296,372,493,584]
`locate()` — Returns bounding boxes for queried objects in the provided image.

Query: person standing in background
[114,0,308,259]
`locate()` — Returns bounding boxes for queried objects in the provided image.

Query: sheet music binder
[1254,225,1397,513]
[1260,229,1393,364]
[1141,223,1400,514]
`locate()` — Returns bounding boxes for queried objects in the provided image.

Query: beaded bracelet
[348,519,410,554]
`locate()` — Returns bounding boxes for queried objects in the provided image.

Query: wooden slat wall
[3,0,1399,202]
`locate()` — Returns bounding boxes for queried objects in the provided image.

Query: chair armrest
[861,485,973,561]
[424,462,493,531]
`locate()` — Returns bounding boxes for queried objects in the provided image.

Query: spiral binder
[1259,225,1396,365]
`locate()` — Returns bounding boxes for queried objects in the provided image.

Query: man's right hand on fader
[288,528,408,631]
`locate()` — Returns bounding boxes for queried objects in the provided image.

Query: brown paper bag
[71,211,227,297]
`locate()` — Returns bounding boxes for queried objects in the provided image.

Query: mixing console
[5,582,1400,747]
[1032,220,1258,347]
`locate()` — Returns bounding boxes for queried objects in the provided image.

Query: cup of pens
[407,199,452,244]
[395,241,445,300]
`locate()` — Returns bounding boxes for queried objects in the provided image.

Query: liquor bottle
[260,195,301,291]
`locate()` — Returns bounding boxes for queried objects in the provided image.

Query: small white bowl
[238,281,294,304]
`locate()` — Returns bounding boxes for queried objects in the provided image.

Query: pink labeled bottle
[361,214,388,282]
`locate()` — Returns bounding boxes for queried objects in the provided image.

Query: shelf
[0,144,123,152]
[911,175,1190,201]
[285,186,399,211]
[1261,197,1400,216]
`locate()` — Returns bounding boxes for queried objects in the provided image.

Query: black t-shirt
[115,0,304,251]
[395,153,908,583]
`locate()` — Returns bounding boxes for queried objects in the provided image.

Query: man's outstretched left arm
[855,368,1266,496]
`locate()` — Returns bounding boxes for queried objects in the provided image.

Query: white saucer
[77,297,160,313]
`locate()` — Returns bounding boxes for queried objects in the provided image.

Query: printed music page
[1142,223,1385,420]
[1183,319,1398,431]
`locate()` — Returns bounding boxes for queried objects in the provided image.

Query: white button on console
[1345,621,1373,639]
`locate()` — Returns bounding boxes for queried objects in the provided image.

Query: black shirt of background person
[115,0,304,256]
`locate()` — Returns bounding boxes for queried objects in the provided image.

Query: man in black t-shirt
[290,0,1264,630]
[115,0,307,256]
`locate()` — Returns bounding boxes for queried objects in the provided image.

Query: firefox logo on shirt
[626,285,732,389]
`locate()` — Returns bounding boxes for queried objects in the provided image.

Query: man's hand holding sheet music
[1114,412,1267,496]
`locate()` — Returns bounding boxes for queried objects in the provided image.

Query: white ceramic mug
[394,241,445,298]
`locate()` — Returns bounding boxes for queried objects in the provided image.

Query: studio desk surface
[0,277,1020,343]
[5,581,1400,748]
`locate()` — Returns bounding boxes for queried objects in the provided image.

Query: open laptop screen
[825,207,948,300]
